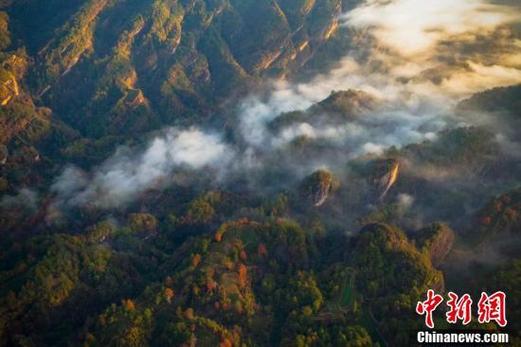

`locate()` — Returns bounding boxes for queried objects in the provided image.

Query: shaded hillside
[457,84,521,116]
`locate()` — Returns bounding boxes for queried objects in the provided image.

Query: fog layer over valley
[44,0,521,230]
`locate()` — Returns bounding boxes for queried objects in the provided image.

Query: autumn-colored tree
[238,264,248,288]
[122,299,135,311]
[164,288,174,303]
[220,338,233,347]
[184,308,194,320]
[215,230,224,242]
[206,279,218,293]
[185,198,215,224]
[191,254,202,267]
[127,213,157,233]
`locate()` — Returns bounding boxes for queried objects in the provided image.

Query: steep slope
[299,169,339,207]
[3,0,348,138]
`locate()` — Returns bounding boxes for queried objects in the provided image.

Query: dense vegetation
[0,0,520,346]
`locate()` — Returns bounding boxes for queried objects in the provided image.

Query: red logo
[446,292,473,325]
[416,289,444,328]
[416,290,507,328]
[477,291,507,327]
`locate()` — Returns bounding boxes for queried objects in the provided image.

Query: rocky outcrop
[0,54,25,106]
[368,159,400,201]
[299,169,339,207]
[322,20,339,40]
[414,223,455,267]
[0,69,18,106]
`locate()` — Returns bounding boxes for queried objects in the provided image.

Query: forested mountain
[3,0,353,136]
[0,0,520,346]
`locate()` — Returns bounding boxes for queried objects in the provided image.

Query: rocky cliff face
[414,223,455,267]
[0,66,18,106]
[299,169,339,207]
[366,158,400,201]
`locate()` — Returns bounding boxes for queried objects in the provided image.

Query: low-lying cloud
[51,128,233,209]
[342,0,520,58]
[48,0,521,212]
[340,0,521,96]
[235,0,521,171]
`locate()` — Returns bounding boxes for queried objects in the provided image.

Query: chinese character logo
[477,291,507,327]
[446,292,473,325]
[416,289,444,328]
[416,290,507,328]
